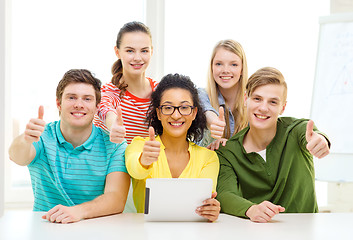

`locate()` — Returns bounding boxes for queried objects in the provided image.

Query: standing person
[199,39,248,150]
[216,67,330,223]
[94,21,158,144]
[125,74,220,222]
[8,69,130,224]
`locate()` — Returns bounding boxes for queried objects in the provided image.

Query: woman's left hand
[195,192,220,222]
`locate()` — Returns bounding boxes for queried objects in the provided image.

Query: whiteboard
[312,14,353,154]
[311,14,353,182]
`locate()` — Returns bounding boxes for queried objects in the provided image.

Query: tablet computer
[144,178,213,222]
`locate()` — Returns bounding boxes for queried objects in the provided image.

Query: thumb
[116,106,124,126]
[38,105,44,120]
[218,107,225,122]
[149,126,155,141]
[211,191,217,199]
[306,120,314,142]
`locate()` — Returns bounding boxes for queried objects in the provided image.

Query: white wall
[0,0,5,217]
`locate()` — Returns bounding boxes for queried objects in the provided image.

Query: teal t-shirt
[28,121,127,211]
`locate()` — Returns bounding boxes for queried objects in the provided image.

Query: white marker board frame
[311,13,353,182]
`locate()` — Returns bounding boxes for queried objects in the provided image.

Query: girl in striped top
[94,21,158,144]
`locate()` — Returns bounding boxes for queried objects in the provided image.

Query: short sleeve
[107,140,128,174]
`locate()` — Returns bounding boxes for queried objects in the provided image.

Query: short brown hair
[56,69,102,105]
[246,67,287,102]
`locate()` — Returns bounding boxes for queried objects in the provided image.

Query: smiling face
[157,88,197,140]
[212,47,243,91]
[115,31,152,76]
[56,83,98,131]
[246,84,286,132]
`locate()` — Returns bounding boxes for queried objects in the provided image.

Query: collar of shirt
[55,120,96,151]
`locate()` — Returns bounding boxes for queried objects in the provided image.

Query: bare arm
[8,134,37,166]
[105,111,117,130]
[8,106,45,166]
[42,171,131,223]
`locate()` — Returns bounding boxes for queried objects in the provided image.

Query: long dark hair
[111,21,152,97]
[146,73,207,142]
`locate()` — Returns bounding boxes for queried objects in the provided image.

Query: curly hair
[146,73,207,142]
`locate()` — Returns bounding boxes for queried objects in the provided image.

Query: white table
[1,210,352,240]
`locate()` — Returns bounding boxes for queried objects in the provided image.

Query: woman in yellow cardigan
[125,73,220,222]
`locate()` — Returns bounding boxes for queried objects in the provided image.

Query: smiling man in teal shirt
[216,67,330,223]
[9,69,130,224]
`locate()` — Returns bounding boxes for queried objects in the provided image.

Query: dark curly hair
[146,73,207,142]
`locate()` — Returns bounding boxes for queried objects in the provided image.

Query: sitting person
[216,67,330,223]
[8,69,130,224]
[125,73,220,222]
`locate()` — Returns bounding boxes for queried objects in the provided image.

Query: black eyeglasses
[159,105,195,116]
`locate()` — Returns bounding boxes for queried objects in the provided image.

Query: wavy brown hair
[56,69,101,105]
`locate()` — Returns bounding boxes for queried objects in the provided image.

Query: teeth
[220,76,232,80]
[170,122,182,126]
[73,113,84,116]
[255,114,267,119]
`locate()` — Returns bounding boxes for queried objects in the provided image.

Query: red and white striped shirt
[93,78,158,144]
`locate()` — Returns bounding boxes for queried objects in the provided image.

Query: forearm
[78,172,130,219]
[77,191,127,220]
[8,134,35,166]
[126,152,152,179]
[105,111,118,131]
[217,191,254,218]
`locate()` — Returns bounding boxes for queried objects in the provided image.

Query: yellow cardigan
[125,135,219,213]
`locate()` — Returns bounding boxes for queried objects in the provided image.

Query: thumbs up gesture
[210,107,226,139]
[110,107,126,144]
[140,127,161,167]
[24,106,46,143]
[305,120,330,159]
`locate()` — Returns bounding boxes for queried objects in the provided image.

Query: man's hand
[139,127,161,167]
[42,205,83,224]
[207,138,227,151]
[246,201,285,223]
[196,192,220,222]
[24,105,45,143]
[306,120,330,159]
[110,107,126,144]
[210,107,226,139]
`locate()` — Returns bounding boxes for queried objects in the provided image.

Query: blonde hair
[246,67,287,102]
[206,39,248,138]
